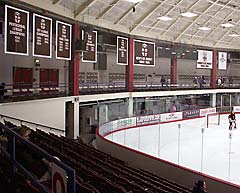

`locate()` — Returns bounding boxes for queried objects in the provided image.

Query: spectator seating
[0,122,192,193]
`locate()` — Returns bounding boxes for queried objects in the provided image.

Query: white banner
[136,114,160,126]
[197,50,213,69]
[160,112,182,122]
[233,106,240,112]
[218,52,227,70]
[200,108,216,116]
[112,117,136,131]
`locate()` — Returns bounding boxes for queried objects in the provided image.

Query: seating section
[0,122,192,193]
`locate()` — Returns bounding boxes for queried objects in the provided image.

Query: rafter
[96,0,120,19]
[52,0,61,4]
[146,0,185,33]
[130,0,168,33]
[161,0,201,38]
[74,0,98,18]
[202,8,234,42]
[214,14,240,46]
[114,2,141,25]
[174,0,217,41]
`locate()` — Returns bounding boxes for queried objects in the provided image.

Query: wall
[0,97,73,131]
[0,31,68,86]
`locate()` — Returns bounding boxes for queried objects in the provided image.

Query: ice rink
[106,114,240,185]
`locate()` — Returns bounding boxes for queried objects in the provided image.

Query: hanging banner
[33,14,52,58]
[117,36,128,65]
[5,5,29,55]
[218,52,227,70]
[197,50,213,69]
[56,21,72,60]
[134,39,155,66]
[82,30,97,62]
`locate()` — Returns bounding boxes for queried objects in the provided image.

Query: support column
[73,24,80,96]
[126,37,134,92]
[171,55,177,84]
[211,49,217,89]
[73,100,79,139]
[210,93,216,107]
[128,95,134,117]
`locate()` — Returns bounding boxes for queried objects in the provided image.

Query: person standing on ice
[228,111,236,130]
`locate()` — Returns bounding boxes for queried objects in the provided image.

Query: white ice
[106,114,240,185]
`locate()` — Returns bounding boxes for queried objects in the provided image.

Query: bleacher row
[1,122,192,193]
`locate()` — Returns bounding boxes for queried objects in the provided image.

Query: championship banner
[82,30,97,62]
[117,36,128,65]
[134,39,155,66]
[56,21,72,60]
[136,114,160,126]
[218,52,227,70]
[33,14,52,58]
[5,5,29,55]
[197,50,213,69]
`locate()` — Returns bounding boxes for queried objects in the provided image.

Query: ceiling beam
[202,8,234,42]
[214,14,240,46]
[146,0,185,33]
[161,0,201,37]
[114,2,141,25]
[52,0,61,4]
[74,0,98,18]
[174,1,217,41]
[96,0,120,19]
[130,0,167,33]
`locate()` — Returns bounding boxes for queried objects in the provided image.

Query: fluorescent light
[221,23,234,28]
[180,11,197,18]
[198,26,211,31]
[127,0,143,3]
[157,16,172,21]
[228,33,240,37]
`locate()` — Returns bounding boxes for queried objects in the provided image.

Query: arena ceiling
[19,0,240,49]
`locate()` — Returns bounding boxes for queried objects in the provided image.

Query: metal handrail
[0,124,75,193]
[0,114,64,133]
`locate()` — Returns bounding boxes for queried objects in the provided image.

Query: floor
[106,114,240,185]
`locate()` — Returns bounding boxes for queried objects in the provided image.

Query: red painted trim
[97,111,240,189]
[211,49,217,89]
[73,24,80,96]
[171,55,177,84]
[126,37,134,92]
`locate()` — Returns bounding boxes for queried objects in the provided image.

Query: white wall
[0,97,73,131]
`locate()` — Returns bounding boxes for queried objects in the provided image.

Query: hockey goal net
[207,112,220,128]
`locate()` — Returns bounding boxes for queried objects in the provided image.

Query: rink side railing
[97,107,240,193]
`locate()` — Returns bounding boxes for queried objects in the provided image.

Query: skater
[228,111,236,130]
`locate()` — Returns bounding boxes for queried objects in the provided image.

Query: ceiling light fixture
[228,33,240,37]
[180,11,197,18]
[221,23,234,28]
[198,26,211,31]
[157,16,172,21]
